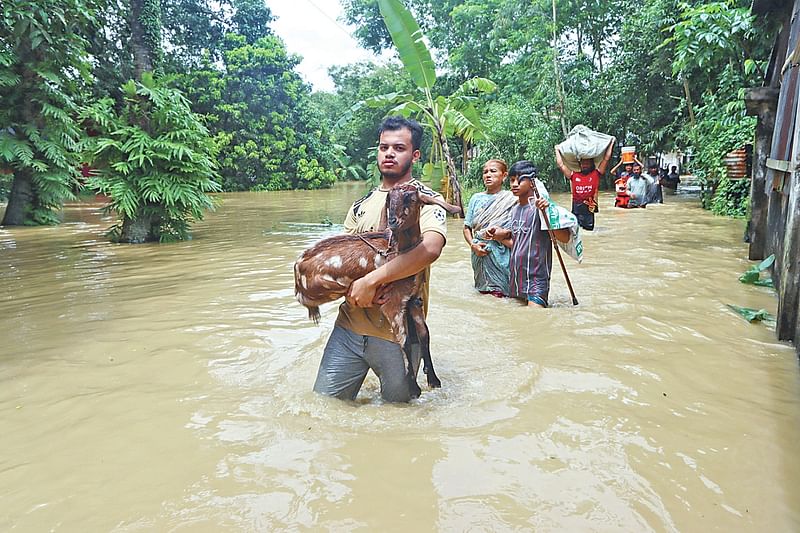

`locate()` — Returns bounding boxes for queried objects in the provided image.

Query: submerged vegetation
[0,0,781,236]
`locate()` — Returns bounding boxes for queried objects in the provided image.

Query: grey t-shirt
[626,175,653,203]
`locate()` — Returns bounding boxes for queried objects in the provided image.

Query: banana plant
[345,0,496,213]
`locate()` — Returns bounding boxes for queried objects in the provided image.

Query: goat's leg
[385,303,421,399]
[400,310,423,399]
[408,297,441,388]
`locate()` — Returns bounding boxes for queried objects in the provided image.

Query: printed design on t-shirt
[352,188,376,217]
[413,180,438,198]
[410,180,445,221]
[510,218,530,235]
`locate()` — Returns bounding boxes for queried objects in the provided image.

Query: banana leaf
[726,304,776,326]
[378,0,436,90]
[452,77,497,96]
[738,254,775,284]
[422,161,445,184]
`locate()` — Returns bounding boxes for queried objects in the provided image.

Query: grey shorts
[313,325,421,403]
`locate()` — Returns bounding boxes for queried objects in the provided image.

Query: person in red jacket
[555,139,614,231]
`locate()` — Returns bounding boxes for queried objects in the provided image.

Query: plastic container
[621,146,636,163]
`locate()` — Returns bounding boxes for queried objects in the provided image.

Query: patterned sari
[464,190,517,295]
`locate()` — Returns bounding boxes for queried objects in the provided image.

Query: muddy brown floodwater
[1,183,799,531]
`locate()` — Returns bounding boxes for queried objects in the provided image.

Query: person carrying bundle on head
[554,125,616,231]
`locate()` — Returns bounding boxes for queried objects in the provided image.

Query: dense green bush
[0,0,96,225]
[711,175,750,218]
[81,75,220,242]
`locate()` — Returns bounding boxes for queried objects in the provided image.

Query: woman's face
[483,162,506,192]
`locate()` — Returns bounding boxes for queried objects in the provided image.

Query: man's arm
[597,139,615,174]
[626,179,636,198]
[609,160,621,176]
[347,231,445,307]
[554,147,572,179]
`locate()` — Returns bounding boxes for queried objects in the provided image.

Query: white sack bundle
[557,124,615,173]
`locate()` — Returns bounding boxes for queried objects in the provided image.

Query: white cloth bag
[557,124,616,173]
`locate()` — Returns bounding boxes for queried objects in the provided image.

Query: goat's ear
[418,192,463,215]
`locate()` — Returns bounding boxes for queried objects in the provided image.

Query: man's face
[624,164,633,174]
[509,174,532,198]
[632,165,642,176]
[648,167,658,176]
[579,159,594,173]
[377,128,420,182]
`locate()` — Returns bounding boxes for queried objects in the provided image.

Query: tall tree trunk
[2,167,34,225]
[436,125,463,217]
[124,0,161,242]
[130,0,161,79]
[461,139,472,175]
[682,76,696,127]
[3,76,39,226]
[552,0,569,138]
[120,212,156,244]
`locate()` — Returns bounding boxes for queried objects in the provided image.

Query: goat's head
[385,184,462,230]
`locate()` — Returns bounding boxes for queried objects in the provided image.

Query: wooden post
[776,90,800,344]
[745,87,779,260]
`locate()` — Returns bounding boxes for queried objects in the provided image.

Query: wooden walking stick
[521,173,579,306]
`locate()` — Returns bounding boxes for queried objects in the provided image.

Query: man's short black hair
[648,163,659,169]
[378,116,423,151]
[508,160,538,180]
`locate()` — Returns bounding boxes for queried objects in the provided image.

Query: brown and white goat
[294,183,461,397]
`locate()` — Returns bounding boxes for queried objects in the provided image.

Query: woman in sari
[463,159,518,297]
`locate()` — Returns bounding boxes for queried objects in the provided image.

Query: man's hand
[347,274,380,308]
[534,197,549,210]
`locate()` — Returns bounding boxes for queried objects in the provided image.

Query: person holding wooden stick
[485,161,570,308]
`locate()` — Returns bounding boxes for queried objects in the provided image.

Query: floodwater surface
[1,183,799,531]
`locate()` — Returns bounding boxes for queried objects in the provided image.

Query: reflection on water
[1,183,799,531]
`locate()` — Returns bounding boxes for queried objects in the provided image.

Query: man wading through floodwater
[313,117,449,402]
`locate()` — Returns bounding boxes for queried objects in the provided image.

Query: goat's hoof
[428,375,442,389]
[409,381,422,399]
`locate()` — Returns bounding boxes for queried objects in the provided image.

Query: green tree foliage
[176,34,336,191]
[336,0,777,214]
[350,0,497,210]
[469,97,564,188]
[229,0,274,45]
[0,0,98,225]
[664,1,770,215]
[322,61,416,173]
[81,74,221,242]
